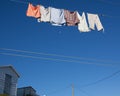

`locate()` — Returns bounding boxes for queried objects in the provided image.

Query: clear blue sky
[0,0,120,96]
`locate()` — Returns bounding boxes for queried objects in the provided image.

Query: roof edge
[0,65,20,78]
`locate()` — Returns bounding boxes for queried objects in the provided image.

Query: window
[4,74,12,95]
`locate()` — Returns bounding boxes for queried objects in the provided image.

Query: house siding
[0,66,19,96]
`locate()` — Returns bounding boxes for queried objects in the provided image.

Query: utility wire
[45,85,70,96]
[80,70,120,88]
[74,87,93,96]
[0,52,115,66]
[0,48,119,65]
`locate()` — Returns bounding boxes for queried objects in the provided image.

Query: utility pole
[72,84,74,96]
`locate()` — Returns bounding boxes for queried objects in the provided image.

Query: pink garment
[26,3,40,18]
[64,10,79,26]
[87,13,104,31]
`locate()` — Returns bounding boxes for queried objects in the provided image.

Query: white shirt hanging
[38,5,51,22]
[77,12,90,32]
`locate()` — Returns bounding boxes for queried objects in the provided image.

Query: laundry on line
[26,3,104,32]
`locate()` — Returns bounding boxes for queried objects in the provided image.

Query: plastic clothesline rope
[9,0,117,18]
[10,0,29,4]
[95,0,120,6]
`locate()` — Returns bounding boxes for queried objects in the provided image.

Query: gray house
[0,65,20,96]
[17,86,39,96]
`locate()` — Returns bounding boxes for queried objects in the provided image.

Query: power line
[0,48,119,65]
[74,87,93,96]
[0,52,115,66]
[45,85,70,96]
[80,70,120,88]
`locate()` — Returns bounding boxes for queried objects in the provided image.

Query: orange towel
[26,3,40,18]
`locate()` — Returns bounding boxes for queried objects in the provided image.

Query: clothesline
[10,0,29,5]
[95,0,120,6]
[9,0,105,32]
[9,0,114,18]
[26,3,105,32]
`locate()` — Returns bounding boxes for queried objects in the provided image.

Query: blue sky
[0,0,120,96]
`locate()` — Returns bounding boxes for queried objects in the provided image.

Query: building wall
[17,87,37,96]
[0,67,19,96]
[0,72,4,94]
